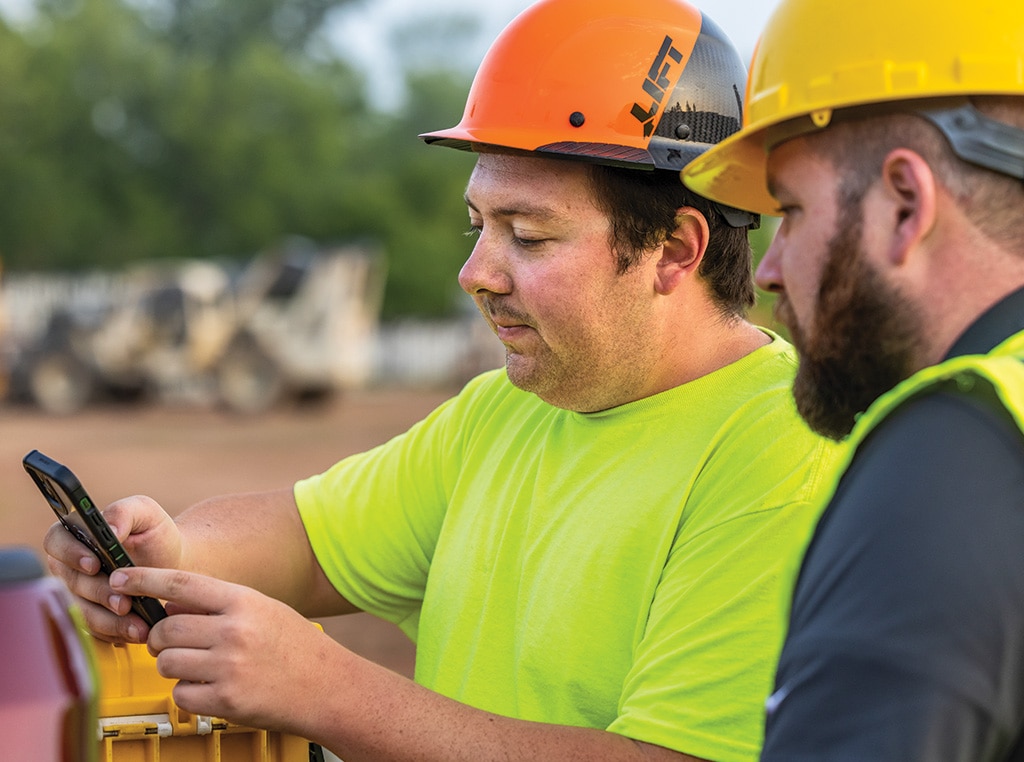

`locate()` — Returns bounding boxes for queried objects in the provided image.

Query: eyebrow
[463,193,564,224]
[765,173,791,205]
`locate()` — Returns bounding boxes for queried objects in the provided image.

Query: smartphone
[23,449,167,627]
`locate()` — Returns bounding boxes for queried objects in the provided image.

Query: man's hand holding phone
[43,491,183,643]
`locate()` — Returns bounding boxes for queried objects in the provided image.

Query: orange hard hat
[420,0,749,173]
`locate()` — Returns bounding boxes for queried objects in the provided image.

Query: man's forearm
[309,646,705,762]
[175,488,354,616]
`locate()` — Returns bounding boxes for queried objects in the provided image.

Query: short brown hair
[585,164,756,318]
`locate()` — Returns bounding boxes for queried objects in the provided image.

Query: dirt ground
[0,387,456,679]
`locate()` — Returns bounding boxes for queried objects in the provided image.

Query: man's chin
[794,396,856,442]
[792,361,866,442]
[504,354,538,391]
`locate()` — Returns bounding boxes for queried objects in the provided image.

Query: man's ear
[880,148,937,266]
[656,207,709,295]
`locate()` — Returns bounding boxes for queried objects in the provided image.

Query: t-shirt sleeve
[763,391,1024,761]
[293,390,467,639]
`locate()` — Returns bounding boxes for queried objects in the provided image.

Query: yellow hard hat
[682,0,1024,216]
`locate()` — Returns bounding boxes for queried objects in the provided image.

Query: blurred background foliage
[0,0,777,324]
[0,0,478,319]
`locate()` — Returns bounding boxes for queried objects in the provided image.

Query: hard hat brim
[681,125,777,217]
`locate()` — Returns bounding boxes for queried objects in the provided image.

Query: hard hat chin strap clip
[719,205,760,230]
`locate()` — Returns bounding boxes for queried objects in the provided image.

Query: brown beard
[784,198,922,440]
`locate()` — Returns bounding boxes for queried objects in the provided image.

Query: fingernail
[127,624,140,642]
[109,570,127,588]
[109,594,123,611]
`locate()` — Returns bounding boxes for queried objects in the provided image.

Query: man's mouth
[482,298,532,336]
[773,294,795,329]
[495,325,531,343]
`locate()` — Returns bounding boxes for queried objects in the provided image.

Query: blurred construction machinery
[0,238,385,414]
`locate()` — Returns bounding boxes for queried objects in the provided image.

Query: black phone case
[23,449,167,627]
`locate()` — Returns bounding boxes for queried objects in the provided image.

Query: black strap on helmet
[916,99,1024,181]
[720,205,760,229]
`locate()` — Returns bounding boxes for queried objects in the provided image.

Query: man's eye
[464,225,482,238]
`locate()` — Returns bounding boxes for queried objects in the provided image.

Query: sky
[329,0,782,110]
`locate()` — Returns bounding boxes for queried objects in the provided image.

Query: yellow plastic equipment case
[93,639,325,761]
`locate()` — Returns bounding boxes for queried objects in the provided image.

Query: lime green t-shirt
[295,333,838,761]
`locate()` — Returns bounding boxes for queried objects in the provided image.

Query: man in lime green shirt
[44,1,837,760]
[296,345,833,759]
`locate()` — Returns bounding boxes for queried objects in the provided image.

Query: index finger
[109,567,239,615]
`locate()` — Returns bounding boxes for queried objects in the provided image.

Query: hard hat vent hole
[675,123,693,140]
[569,111,585,128]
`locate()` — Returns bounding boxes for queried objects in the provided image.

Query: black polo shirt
[762,287,1024,761]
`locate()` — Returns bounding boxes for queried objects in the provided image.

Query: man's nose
[458,234,512,296]
[755,233,784,294]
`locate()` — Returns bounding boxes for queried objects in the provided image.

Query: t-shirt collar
[945,285,1024,360]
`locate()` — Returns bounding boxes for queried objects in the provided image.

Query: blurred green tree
[134,0,341,56]
[748,217,786,335]
[0,0,369,270]
[0,0,483,318]
[323,11,483,318]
